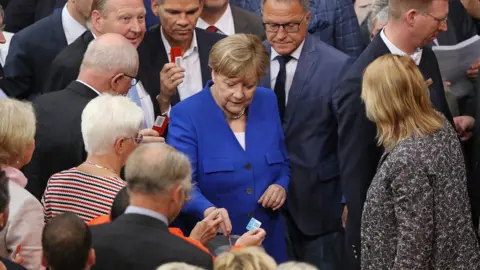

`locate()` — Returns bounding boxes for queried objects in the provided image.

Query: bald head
[125,143,192,195]
[80,33,138,77]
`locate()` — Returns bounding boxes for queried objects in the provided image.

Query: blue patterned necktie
[127,82,147,128]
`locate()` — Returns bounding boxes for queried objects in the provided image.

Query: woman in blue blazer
[167,34,289,262]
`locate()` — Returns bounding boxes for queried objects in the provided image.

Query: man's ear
[41,252,49,268]
[87,248,96,267]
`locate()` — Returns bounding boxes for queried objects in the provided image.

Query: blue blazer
[3,8,67,100]
[167,82,289,262]
[261,34,352,236]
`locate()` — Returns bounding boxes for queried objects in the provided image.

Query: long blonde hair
[361,54,443,149]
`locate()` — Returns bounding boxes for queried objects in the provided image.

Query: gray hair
[125,143,192,195]
[368,6,389,33]
[156,263,205,270]
[277,262,318,270]
[261,0,310,13]
[81,94,144,155]
[80,33,138,76]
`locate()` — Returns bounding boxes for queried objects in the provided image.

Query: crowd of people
[0,0,479,269]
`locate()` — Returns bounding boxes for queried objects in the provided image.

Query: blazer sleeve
[6,196,44,270]
[3,34,34,100]
[391,163,434,269]
[271,93,290,191]
[167,106,215,219]
[333,0,364,58]
[42,56,73,93]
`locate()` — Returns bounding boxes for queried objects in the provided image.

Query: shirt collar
[380,28,423,65]
[1,165,27,188]
[124,206,169,225]
[161,27,198,59]
[76,79,102,95]
[271,39,305,61]
[62,4,87,44]
[196,4,235,36]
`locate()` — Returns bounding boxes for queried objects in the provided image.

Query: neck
[384,21,418,55]
[129,194,172,223]
[77,70,110,93]
[85,153,123,175]
[161,26,194,53]
[67,2,87,27]
[200,4,229,26]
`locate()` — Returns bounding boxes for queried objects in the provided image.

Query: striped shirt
[42,168,126,223]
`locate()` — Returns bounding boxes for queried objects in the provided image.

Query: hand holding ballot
[190,209,224,245]
[236,229,267,247]
[467,59,480,80]
[258,184,286,210]
[138,128,165,143]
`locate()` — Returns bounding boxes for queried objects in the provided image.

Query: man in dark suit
[91,143,214,270]
[4,0,66,33]
[42,213,96,270]
[260,0,351,269]
[143,0,224,116]
[3,0,89,100]
[196,0,265,39]
[23,34,141,199]
[333,0,475,268]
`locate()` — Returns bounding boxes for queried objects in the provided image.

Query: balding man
[23,33,161,200]
[91,143,213,270]
[43,0,160,128]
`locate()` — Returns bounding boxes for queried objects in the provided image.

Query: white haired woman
[0,99,44,270]
[42,95,145,223]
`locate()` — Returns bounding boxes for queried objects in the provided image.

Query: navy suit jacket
[3,8,67,100]
[332,34,453,269]
[4,0,65,33]
[261,34,352,236]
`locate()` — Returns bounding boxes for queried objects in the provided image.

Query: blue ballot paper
[246,217,262,231]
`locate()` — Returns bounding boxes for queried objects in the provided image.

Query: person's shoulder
[13,12,58,41]
[0,258,27,270]
[254,87,275,99]
[171,87,210,113]
[8,181,43,213]
[164,233,213,260]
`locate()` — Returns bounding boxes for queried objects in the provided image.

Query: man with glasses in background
[260,0,352,269]
[333,0,477,269]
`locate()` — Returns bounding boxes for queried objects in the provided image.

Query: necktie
[127,82,147,128]
[206,26,219,33]
[274,55,292,122]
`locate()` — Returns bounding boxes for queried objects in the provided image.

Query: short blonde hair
[208,34,269,83]
[361,54,443,149]
[214,247,277,270]
[0,99,36,165]
[277,262,318,270]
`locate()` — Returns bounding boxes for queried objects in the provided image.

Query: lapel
[231,6,250,34]
[195,29,212,86]
[282,34,316,133]
[50,9,68,51]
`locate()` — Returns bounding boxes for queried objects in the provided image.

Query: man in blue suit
[261,0,351,269]
[3,0,89,100]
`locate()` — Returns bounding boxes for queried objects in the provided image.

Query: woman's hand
[190,209,224,245]
[236,229,267,247]
[203,207,232,237]
[258,184,286,210]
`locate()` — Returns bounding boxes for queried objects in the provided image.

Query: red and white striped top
[42,168,126,223]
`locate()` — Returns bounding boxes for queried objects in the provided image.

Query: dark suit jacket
[137,25,225,116]
[3,9,68,100]
[437,0,478,46]
[42,31,93,94]
[261,34,351,236]
[332,34,453,269]
[91,213,214,270]
[23,81,98,200]
[4,0,65,33]
[231,5,265,40]
[0,258,26,270]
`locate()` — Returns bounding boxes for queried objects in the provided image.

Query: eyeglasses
[123,73,139,86]
[422,12,448,25]
[129,134,143,144]
[263,14,307,33]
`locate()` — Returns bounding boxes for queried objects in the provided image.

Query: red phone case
[170,47,182,63]
[152,116,169,136]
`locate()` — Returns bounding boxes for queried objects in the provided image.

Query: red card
[170,47,182,63]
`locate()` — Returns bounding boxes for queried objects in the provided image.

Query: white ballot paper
[432,35,480,97]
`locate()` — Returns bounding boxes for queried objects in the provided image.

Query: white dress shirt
[196,4,236,36]
[380,28,423,65]
[0,31,13,66]
[270,40,305,105]
[62,4,87,45]
[161,28,203,101]
[76,79,101,95]
[234,132,246,150]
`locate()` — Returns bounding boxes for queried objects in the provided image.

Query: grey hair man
[24,33,162,201]
[90,143,214,270]
[368,6,389,40]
